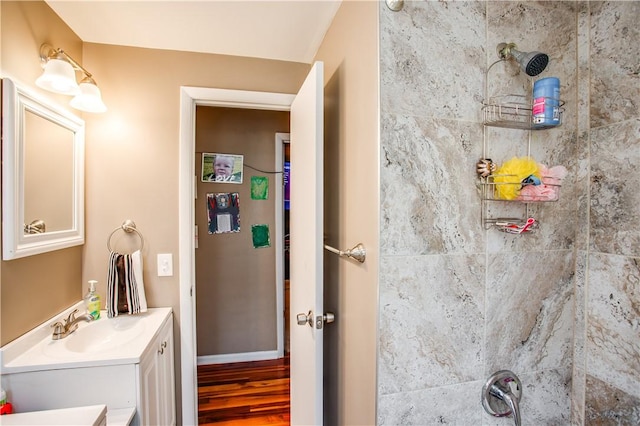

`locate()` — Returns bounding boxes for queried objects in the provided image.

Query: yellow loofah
[493,157,540,200]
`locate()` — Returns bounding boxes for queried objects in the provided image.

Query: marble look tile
[485,250,574,374]
[585,374,640,425]
[486,127,579,253]
[575,1,592,251]
[577,0,591,135]
[572,251,587,426]
[521,368,572,426]
[575,129,590,251]
[486,1,578,131]
[572,367,586,426]
[483,368,572,426]
[483,1,580,254]
[589,1,640,128]
[380,113,485,256]
[378,380,483,426]
[586,252,640,399]
[590,119,640,257]
[573,251,587,373]
[378,254,484,394]
[379,0,485,120]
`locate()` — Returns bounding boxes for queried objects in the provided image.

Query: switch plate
[157,253,173,277]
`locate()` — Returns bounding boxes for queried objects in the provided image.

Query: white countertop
[0,404,106,425]
[0,304,172,374]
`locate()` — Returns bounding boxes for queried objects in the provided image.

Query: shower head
[497,42,549,77]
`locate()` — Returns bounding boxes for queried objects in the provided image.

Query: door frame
[274,132,290,359]
[178,87,295,425]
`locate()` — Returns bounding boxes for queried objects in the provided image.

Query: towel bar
[107,219,145,252]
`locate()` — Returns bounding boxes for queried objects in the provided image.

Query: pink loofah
[518,164,568,201]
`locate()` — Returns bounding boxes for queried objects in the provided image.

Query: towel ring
[107,220,144,253]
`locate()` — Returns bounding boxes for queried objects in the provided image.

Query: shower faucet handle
[482,370,522,426]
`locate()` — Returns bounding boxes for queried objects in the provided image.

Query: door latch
[315,312,335,329]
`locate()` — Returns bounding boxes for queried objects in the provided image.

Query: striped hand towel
[106,249,148,318]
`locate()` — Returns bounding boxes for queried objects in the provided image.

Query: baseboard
[197,350,280,365]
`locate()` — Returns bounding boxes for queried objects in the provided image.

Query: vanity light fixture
[36,43,107,113]
[69,76,107,113]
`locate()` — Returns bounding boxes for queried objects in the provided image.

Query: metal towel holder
[107,219,145,252]
[324,243,366,263]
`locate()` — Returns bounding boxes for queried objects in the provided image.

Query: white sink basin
[44,315,145,356]
[1,306,172,373]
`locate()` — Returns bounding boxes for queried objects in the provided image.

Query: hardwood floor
[197,356,290,425]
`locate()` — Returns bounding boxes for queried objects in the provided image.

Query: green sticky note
[251,224,270,248]
[251,176,269,200]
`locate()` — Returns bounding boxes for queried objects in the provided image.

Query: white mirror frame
[2,78,85,260]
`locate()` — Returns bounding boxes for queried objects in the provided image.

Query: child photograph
[202,153,243,183]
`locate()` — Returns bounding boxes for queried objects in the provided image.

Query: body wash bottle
[84,280,101,319]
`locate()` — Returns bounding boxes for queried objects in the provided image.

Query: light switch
[157,253,173,277]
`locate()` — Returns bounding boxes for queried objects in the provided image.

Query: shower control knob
[482,370,522,425]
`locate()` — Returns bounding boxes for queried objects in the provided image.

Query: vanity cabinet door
[157,316,175,425]
[139,344,160,425]
[138,314,175,426]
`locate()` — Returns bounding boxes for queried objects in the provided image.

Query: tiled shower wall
[573,1,640,424]
[378,1,639,424]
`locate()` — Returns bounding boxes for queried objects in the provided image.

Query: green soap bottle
[84,280,101,320]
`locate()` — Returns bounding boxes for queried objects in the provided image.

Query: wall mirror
[2,78,85,260]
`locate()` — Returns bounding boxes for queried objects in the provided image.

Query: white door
[289,61,324,425]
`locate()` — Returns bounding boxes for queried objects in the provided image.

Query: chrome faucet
[51,308,94,340]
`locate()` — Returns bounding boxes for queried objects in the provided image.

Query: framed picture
[202,153,243,184]
[207,193,240,234]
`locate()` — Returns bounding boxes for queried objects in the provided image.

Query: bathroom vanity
[0,305,175,426]
[0,405,107,426]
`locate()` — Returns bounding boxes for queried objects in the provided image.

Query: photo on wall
[207,192,240,234]
[202,153,244,183]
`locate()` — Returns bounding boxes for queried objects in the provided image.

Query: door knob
[323,313,335,324]
[296,311,336,329]
[297,311,313,327]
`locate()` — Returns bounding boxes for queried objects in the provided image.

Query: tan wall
[0,1,83,346]
[2,0,380,423]
[194,106,289,355]
[313,1,379,424]
[80,42,308,422]
[1,0,310,421]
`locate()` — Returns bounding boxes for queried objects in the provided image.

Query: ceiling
[45,0,342,64]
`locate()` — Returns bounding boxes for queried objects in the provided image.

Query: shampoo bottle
[84,280,101,319]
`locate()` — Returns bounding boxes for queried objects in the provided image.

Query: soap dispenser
[84,280,101,320]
